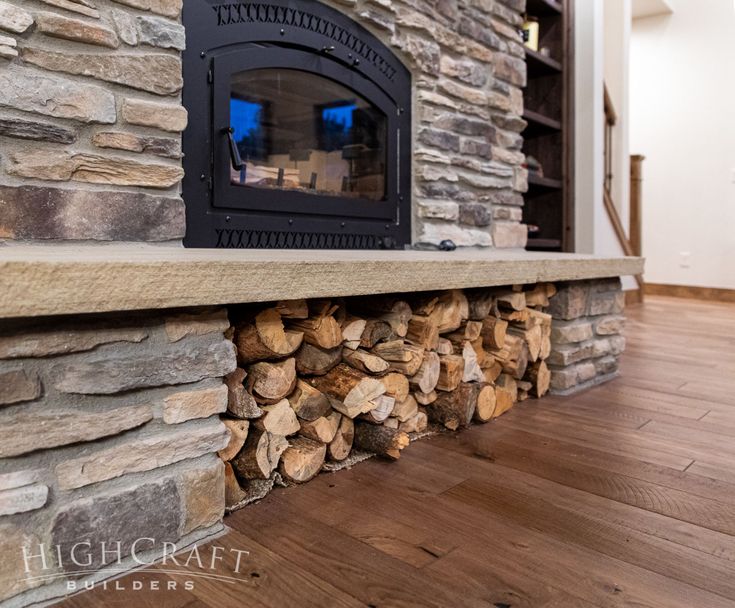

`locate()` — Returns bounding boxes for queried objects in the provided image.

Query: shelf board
[527,173,563,191]
[526,49,563,78]
[523,109,562,138]
[526,0,563,16]
[526,238,562,250]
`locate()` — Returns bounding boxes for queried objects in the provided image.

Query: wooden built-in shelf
[523,109,562,138]
[526,238,562,250]
[527,173,563,192]
[526,49,562,78]
[526,0,563,16]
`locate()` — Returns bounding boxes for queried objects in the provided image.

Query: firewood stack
[219,285,555,510]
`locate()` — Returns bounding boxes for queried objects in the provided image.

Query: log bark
[246,358,297,404]
[287,314,343,349]
[307,364,386,418]
[434,290,469,334]
[224,462,247,509]
[406,314,440,350]
[466,289,495,320]
[255,398,301,436]
[496,290,527,311]
[508,323,543,362]
[473,384,497,423]
[437,338,454,355]
[373,340,425,376]
[445,320,483,345]
[218,419,250,461]
[236,308,304,363]
[225,368,263,419]
[525,360,551,398]
[353,422,409,460]
[461,341,486,383]
[427,383,479,430]
[327,414,354,461]
[279,437,326,484]
[408,351,441,393]
[287,380,332,421]
[342,347,390,375]
[414,390,438,405]
[231,428,288,480]
[299,410,341,443]
[436,354,465,392]
[295,342,343,376]
[483,360,504,383]
[360,319,393,348]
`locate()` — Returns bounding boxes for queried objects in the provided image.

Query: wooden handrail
[603,188,645,287]
[629,155,645,257]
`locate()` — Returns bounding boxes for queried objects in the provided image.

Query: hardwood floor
[59,296,735,608]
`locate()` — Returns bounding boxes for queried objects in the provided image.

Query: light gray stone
[164,309,230,342]
[35,11,119,48]
[137,15,185,50]
[122,98,188,132]
[162,385,228,424]
[51,479,180,573]
[595,315,625,336]
[594,355,619,376]
[548,283,590,321]
[0,369,41,405]
[0,65,116,124]
[0,524,45,602]
[110,0,182,18]
[551,319,594,345]
[56,418,230,489]
[491,221,527,248]
[92,131,182,158]
[0,404,153,458]
[180,459,224,535]
[38,0,99,19]
[588,290,626,316]
[417,200,460,221]
[0,469,43,491]
[0,1,33,34]
[111,9,138,45]
[0,484,49,516]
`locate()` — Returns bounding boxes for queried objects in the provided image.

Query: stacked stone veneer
[0,0,528,248]
[0,309,236,607]
[546,278,626,394]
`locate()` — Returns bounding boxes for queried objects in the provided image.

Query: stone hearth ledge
[0,245,644,319]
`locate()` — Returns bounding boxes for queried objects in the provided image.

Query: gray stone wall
[546,278,626,394]
[0,308,235,607]
[0,0,528,248]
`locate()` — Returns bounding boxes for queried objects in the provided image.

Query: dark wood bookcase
[522,0,575,252]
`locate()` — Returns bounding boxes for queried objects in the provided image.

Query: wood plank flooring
[58,296,735,608]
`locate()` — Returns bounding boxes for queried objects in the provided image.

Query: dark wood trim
[602,188,644,290]
[563,0,575,252]
[625,289,644,306]
[645,283,735,303]
[629,155,645,257]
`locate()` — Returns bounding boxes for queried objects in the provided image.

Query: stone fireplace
[0,0,643,606]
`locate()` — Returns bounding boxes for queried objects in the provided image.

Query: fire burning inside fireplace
[182,1,411,249]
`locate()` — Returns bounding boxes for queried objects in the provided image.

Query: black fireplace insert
[182,1,412,249]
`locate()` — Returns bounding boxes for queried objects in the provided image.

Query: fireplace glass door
[229,69,388,202]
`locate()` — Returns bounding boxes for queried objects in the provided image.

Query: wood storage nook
[221,283,558,511]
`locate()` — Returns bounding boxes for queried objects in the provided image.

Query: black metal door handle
[224,127,244,171]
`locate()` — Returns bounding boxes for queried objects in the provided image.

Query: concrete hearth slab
[0,245,644,318]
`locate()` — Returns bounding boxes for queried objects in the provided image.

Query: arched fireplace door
[183,1,412,249]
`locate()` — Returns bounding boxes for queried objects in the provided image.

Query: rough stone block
[549,361,596,391]
[0,185,185,242]
[0,65,115,124]
[588,290,625,316]
[0,469,43,491]
[418,128,460,152]
[54,339,236,395]
[92,131,181,159]
[35,12,119,48]
[8,150,184,189]
[594,355,619,376]
[0,484,48,516]
[165,309,230,342]
[0,117,76,144]
[609,335,626,356]
[595,315,625,336]
[439,55,488,87]
[0,370,41,406]
[548,341,598,367]
[417,200,459,221]
[494,52,526,87]
[137,15,185,50]
[163,385,228,424]
[0,404,153,458]
[122,98,188,132]
[0,2,33,33]
[39,0,99,18]
[180,459,225,535]
[418,221,493,247]
[110,0,183,19]
[550,319,594,345]
[0,524,45,602]
[22,47,183,96]
[51,479,180,573]
[548,283,590,320]
[55,418,230,489]
[491,221,528,249]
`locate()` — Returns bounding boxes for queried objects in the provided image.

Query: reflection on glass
[229,68,387,201]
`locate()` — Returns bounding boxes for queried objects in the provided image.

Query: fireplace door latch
[224,127,245,171]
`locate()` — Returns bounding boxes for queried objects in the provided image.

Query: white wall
[630,0,735,289]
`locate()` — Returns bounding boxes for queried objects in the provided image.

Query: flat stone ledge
[0,245,644,319]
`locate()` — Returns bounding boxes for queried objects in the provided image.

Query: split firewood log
[327,414,354,461]
[361,394,395,424]
[399,410,428,434]
[383,418,399,429]
[501,334,529,380]
[342,347,390,375]
[236,308,304,363]
[414,390,437,405]
[254,398,301,436]
[473,384,497,423]
[225,368,263,419]
[500,308,530,324]
[496,373,518,405]
[406,313,440,350]
[354,422,410,460]
[231,428,288,480]
[461,341,485,383]
[224,462,247,509]
[299,410,341,443]
[493,388,516,418]
[287,380,332,421]
[409,293,440,315]
[483,360,504,383]
[437,338,454,355]
[373,340,425,376]
[445,320,483,345]
[517,380,532,402]
[508,323,543,362]
[466,289,495,321]
[524,283,556,308]
[434,290,469,334]
[409,351,441,393]
[349,297,413,338]
[218,419,250,461]
[360,319,393,348]
[294,342,343,376]
[341,315,367,343]
[481,317,508,350]
[288,313,343,349]
[307,364,386,418]
[391,394,419,422]
[496,290,527,312]
[382,372,410,403]
[525,360,551,398]
[246,358,297,404]
[275,299,309,319]
[279,437,326,484]
[437,354,465,392]
[427,383,480,430]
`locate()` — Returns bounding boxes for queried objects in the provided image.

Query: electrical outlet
[680,252,691,269]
